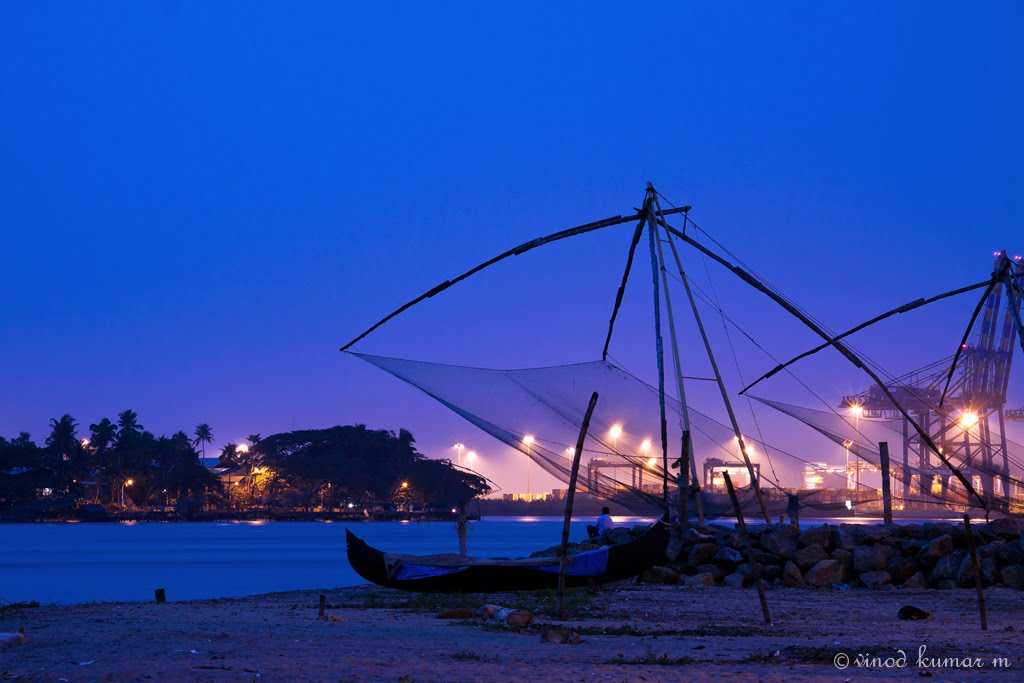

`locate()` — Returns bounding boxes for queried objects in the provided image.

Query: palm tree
[88,418,117,453]
[45,414,79,456]
[45,414,80,488]
[116,410,143,442]
[218,443,239,468]
[247,433,262,447]
[193,424,214,460]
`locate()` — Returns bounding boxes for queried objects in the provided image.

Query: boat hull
[345,520,670,593]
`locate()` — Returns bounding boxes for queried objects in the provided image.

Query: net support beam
[658,218,993,513]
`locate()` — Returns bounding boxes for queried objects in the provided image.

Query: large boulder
[886,555,918,584]
[902,571,928,589]
[763,564,783,582]
[916,534,953,565]
[696,563,724,581]
[932,549,967,581]
[782,561,805,588]
[830,548,854,573]
[795,545,828,572]
[712,547,744,571]
[685,572,716,587]
[805,559,844,588]
[993,541,1024,567]
[978,518,1022,542]
[723,572,745,588]
[957,556,998,588]
[722,531,746,550]
[688,543,719,566]
[770,522,801,539]
[836,524,862,549]
[760,532,798,560]
[684,527,717,545]
[606,528,635,546]
[860,526,893,544]
[798,525,832,549]
[860,570,892,590]
[853,545,884,573]
[999,564,1024,590]
[640,566,680,585]
[751,549,785,566]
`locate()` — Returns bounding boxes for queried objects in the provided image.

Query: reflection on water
[0,515,943,605]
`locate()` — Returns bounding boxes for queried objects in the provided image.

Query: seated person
[586,506,614,538]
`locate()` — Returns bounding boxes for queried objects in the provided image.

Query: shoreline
[2,583,1021,682]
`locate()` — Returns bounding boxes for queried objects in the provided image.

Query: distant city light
[401,481,409,488]
[81,438,90,447]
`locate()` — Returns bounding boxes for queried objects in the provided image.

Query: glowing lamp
[609,425,622,440]
[640,438,651,453]
[959,412,979,430]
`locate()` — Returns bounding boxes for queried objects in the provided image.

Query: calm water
[0,515,949,605]
[0,517,651,605]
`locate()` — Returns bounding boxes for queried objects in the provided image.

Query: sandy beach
[2,582,1021,682]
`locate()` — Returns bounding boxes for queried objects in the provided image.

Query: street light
[121,479,134,507]
[522,436,534,496]
[455,442,464,466]
[467,451,477,471]
[609,425,622,454]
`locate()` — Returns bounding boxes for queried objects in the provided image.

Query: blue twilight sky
[1,2,1022,494]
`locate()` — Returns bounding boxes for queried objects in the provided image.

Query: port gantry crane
[840,252,1024,508]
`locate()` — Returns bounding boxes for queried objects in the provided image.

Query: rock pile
[622,518,1024,590]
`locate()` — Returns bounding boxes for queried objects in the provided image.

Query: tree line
[0,412,489,516]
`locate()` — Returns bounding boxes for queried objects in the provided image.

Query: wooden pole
[602,217,647,360]
[659,203,705,525]
[456,501,468,556]
[663,217,770,525]
[319,593,326,619]
[962,515,988,630]
[651,197,695,527]
[878,442,893,525]
[559,391,600,619]
[644,186,672,516]
[724,473,771,626]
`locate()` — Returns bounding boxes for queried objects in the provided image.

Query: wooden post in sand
[319,593,326,619]
[154,588,166,604]
[878,442,893,525]
[724,472,771,626]
[559,391,600,620]
[456,501,468,556]
[963,515,988,630]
